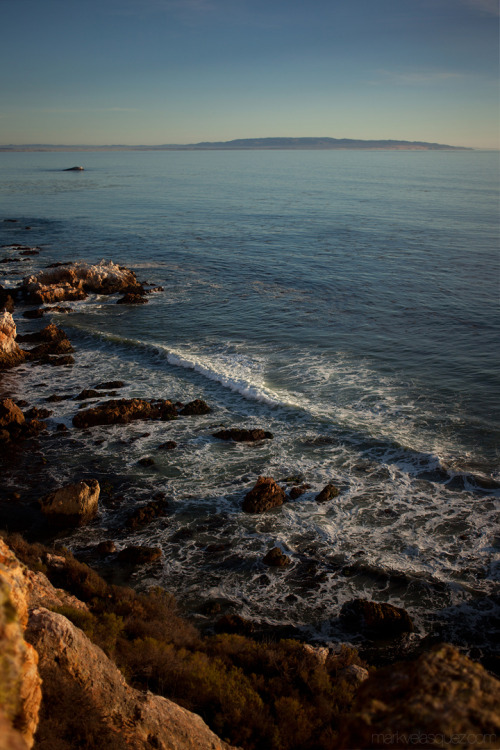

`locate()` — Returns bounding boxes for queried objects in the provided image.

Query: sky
[0,0,498,148]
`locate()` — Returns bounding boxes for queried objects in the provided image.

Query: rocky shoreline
[1,244,499,749]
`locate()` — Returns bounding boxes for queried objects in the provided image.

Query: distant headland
[0,137,471,152]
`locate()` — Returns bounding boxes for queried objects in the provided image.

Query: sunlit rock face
[0,312,25,369]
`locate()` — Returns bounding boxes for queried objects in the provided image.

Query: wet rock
[242,476,285,513]
[213,428,273,442]
[337,644,500,750]
[63,166,84,171]
[137,456,155,467]
[0,285,15,313]
[116,292,148,304]
[126,498,169,530]
[18,323,69,344]
[340,598,414,637]
[74,389,101,401]
[24,407,52,420]
[45,393,72,403]
[39,354,75,366]
[39,479,100,525]
[93,380,125,390]
[55,423,68,432]
[180,399,211,416]
[117,545,162,565]
[93,540,117,556]
[289,484,311,500]
[315,483,340,503]
[0,312,26,369]
[22,309,44,319]
[72,398,178,428]
[157,440,177,451]
[262,547,291,567]
[19,249,39,256]
[0,398,25,428]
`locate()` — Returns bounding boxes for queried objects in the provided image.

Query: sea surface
[1,149,499,655]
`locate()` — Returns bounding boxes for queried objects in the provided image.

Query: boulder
[116,292,148,304]
[72,398,178,428]
[180,399,211,416]
[26,607,235,750]
[117,546,162,565]
[315,483,340,503]
[0,312,26,369]
[288,484,310,500]
[242,476,285,513]
[126,498,169,530]
[93,380,125,389]
[0,540,42,748]
[340,598,414,637]
[39,479,100,524]
[262,547,291,567]
[337,644,500,749]
[0,399,25,429]
[213,428,273,442]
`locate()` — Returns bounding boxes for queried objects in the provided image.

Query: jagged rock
[288,484,310,500]
[74,389,101,401]
[315,483,340,503]
[126,499,169,530]
[93,380,125,390]
[0,312,26,369]
[0,285,15,313]
[39,480,100,524]
[93,540,117,556]
[18,323,68,344]
[117,546,162,565]
[242,476,285,513]
[337,644,500,749]
[180,399,211,416]
[262,547,291,567]
[20,260,143,304]
[0,540,42,748]
[340,598,414,637]
[73,398,178,428]
[0,398,25,428]
[116,292,148,304]
[24,407,52,420]
[213,428,273,442]
[26,607,234,750]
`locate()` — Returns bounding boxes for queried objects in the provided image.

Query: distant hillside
[0,137,470,151]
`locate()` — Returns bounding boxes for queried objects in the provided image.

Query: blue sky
[0,0,498,147]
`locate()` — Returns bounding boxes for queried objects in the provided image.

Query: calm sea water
[1,149,499,652]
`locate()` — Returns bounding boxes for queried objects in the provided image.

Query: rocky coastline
[1,240,499,749]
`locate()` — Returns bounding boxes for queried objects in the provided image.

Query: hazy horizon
[1,0,498,150]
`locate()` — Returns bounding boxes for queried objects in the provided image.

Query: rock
[340,598,414,637]
[18,323,68,343]
[39,479,100,524]
[339,664,370,687]
[63,166,84,171]
[0,285,15,313]
[24,407,52,420]
[45,393,71,403]
[315,483,340,503]
[0,312,26,369]
[19,250,39,256]
[137,456,155,467]
[117,546,162,565]
[93,541,117,556]
[73,398,178,428]
[55,423,68,432]
[213,428,273,442]
[262,547,291,567]
[38,354,74,366]
[26,607,235,750]
[22,309,44,319]
[74,389,101,401]
[288,484,310,500]
[93,380,125,389]
[126,498,169,530]
[0,540,42,748]
[337,644,500,750]
[242,476,286,514]
[215,614,256,636]
[20,260,143,304]
[0,398,25,428]
[116,292,148,304]
[180,399,211,416]
[157,440,177,451]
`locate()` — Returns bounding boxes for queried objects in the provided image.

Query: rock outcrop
[340,598,414,637]
[179,399,211,416]
[0,312,26,369]
[242,476,285,513]
[337,644,500,749]
[262,547,291,567]
[20,260,143,304]
[39,479,100,524]
[0,540,42,749]
[27,607,235,750]
[213,428,273,442]
[315,483,340,502]
[73,398,178,428]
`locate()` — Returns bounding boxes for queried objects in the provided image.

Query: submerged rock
[213,428,273,442]
[72,398,178,428]
[340,598,414,637]
[39,479,100,525]
[242,476,285,513]
[337,644,500,749]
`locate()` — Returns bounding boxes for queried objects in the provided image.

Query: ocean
[1,148,499,656]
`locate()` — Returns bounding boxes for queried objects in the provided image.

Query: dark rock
[137,457,155,467]
[179,399,211,416]
[315,483,340,503]
[288,484,311,500]
[242,476,285,513]
[0,286,15,312]
[29,338,74,358]
[340,598,414,637]
[56,423,68,432]
[64,166,84,171]
[263,547,291,567]
[0,398,25,428]
[24,406,52,420]
[18,323,69,344]
[39,354,75,366]
[94,540,117,556]
[213,428,273,442]
[117,545,162,565]
[215,614,256,636]
[46,393,72,403]
[74,389,101,401]
[39,479,100,525]
[22,309,44,319]
[157,440,177,451]
[93,380,125,390]
[72,398,178,428]
[126,498,169,530]
[116,293,148,304]
[19,249,39,256]
[15,400,29,408]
